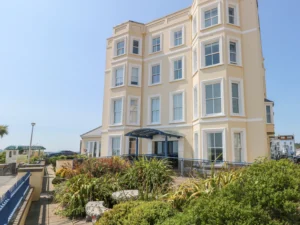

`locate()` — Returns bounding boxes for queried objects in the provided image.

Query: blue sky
[0,0,299,151]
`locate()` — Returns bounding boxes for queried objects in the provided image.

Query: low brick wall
[56,160,73,170]
[12,187,34,225]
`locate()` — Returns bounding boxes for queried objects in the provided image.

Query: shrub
[56,167,78,179]
[96,201,144,225]
[162,159,300,225]
[123,157,174,200]
[54,174,120,218]
[0,152,6,163]
[168,169,242,210]
[76,157,130,177]
[97,201,175,225]
[52,177,66,185]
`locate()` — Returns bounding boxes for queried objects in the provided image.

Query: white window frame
[169,90,185,123]
[131,36,142,56]
[87,141,101,158]
[226,2,240,26]
[193,84,199,120]
[128,64,141,87]
[127,95,141,126]
[149,33,163,54]
[202,128,226,162]
[108,135,123,156]
[109,96,124,126]
[266,103,274,124]
[113,35,127,57]
[200,1,222,30]
[148,94,161,125]
[231,128,247,163]
[170,25,185,49]
[227,36,242,66]
[229,78,245,116]
[201,78,225,118]
[148,60,162,86]
[194,132,199,159]
[111,63,126,88]
[169,55,185,82]
[200,36,223,69]
[192,11,198,38]
[192,45,198,75]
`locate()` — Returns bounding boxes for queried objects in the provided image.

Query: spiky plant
[0,125,8,138]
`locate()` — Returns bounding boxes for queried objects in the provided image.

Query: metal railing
[92,154,252,177]
[0,172,30,225]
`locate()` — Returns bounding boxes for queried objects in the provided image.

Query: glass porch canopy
[5,145,46,151]
[125,128,184,157]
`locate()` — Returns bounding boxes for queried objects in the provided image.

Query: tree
[0,125,8,138]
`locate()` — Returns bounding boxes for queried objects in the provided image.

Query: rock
[112,190,139,201]
[85,201,109,222]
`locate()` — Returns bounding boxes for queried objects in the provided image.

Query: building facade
[270,135,295,159]
[81,0,275,163]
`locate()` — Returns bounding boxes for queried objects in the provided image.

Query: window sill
[169,120,186,124]
[169,78,185,83]
[228,63,243,68]
[200,63,224,70]
[111,85,125,89]
[201,113,226,119]
[109,124,123,127]
[230,113,246,117]
[147,123,161,126]
[128,84,141,88]
[169,44,185,50]
[113,53,126,59]
[193,117,199,122]
[127,123,140,126]
[148,82,162,87]
[149,50,162,56]
[200,23,221,32]
[227,23,240,28]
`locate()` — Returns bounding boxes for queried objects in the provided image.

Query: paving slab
[0,175,17,196]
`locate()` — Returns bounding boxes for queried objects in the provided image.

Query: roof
[125,128,184,139]
[81,126,102,138]
[5,145,46,151]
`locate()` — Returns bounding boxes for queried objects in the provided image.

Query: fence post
[180,159,184,177]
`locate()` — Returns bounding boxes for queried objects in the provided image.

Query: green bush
[52,177,66,185]
[54,174,120,218]
[97,201,175,225]
[0,151,5,164]
[162,159,300,225]
[123,157,174,200]
[96,201,144,225]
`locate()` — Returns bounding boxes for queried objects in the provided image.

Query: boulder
[85,201,109,222]
[112,190,139,201]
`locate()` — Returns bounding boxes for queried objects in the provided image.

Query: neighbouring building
[81,0,275,163]
[270,135,295,159]
[80,126,102,157]
[4,145,46,164]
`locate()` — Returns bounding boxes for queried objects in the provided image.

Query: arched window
[9,151,12,158]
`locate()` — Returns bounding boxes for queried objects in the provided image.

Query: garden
[50,156,300,225]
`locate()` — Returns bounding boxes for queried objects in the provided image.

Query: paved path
[25,165,92,225]
[0,175,17,196]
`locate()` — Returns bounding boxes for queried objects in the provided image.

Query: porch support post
[135,137,139,157]
[164,136,168,157]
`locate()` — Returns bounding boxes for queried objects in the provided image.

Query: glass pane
[213,83,221,97]
[232,83,239,98]
[205,55,212,66]
[206,99,214,114]
[233,98,239,114]
[230,42,236,52]
[212,42,219,53]
[214,98,222,113]
[212,53,220,64]
[205,19,211,28]
[205,10,211,19]
[229,16,235,24]
[205,44,212,55]
[133,40,139,47]
[230,53,237,63]
[208,133,214,148]
[205,84,213,99]
[211,8,218,17]
[216,148,223,161]
[229,7,235,16]
[215,133,223,147]
[212,16,218,25]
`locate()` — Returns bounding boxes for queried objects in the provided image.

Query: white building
[270,135,295,159]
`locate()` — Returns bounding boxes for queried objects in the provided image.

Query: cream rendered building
[81,0,275,163]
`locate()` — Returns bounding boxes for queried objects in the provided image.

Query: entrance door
[153,141,179,158]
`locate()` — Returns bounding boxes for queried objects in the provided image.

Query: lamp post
[28,122,36,164]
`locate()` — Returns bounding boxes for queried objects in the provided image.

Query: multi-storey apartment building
[80,0,275,163]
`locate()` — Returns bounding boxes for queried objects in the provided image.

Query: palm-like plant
[0,125,8,138]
